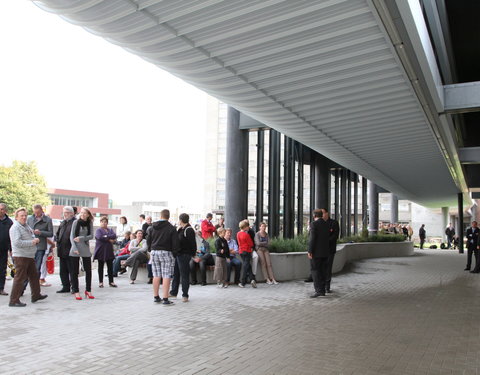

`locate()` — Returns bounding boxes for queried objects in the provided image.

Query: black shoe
[154,296,161,303]
[119,269,127,275]
[9,302,27,307]
[201,282,207,286]
[31,294,48,303]
[326,289,332,294]
[191,281,197,285]
[310,292,326,298]
[465,268,471,271]
[470,271,479,274]
[56,288,70,293]
[304,277,313,282]
[162,299,174,306]
[147,278,153,284]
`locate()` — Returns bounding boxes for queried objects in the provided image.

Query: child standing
[213,228,229,288]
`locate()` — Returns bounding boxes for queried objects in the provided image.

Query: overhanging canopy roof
[33,0,464,207]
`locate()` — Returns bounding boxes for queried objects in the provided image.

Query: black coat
[0,215,13,252]
[466,226,480,250]
[177,225,197,256]
[308,218,330,258]
[147,221,179,254]
[55,217,75,258]
[326,218,339,254]
[215,237,229,258]
[419,227,426,239]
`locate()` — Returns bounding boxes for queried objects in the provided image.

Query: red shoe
[84,291,95,299]
[74,293,82,300]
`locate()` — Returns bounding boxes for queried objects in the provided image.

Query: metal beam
[458,146,480,164]
[444,82,480,114]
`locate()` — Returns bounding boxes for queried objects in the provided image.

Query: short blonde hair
[15,207,27,218]
[217,228,226,235]
[239,220,249,230]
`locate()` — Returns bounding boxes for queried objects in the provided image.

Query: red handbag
[46,254,55,274]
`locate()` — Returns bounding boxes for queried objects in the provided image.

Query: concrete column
[268,130,281,237]
[368,180,379,235]
[225,106,248,238]
[315,153,330,211]
[441,207,449,242]
[255,129,265,231]
[391,194,399,224]
[458,193,464,253]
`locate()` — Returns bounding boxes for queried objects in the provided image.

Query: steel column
[458,193,464,253]
[283,136,295,239]
[340,169,347,238]
[297,143,304,235]
[268,130,281,238]
[368,180,379,235]
[391,194,399,224]
[362,177,368,233]
[346,170,351,236]
[255,129,265,231]
[334,169,340,222]
[353,172,358,235]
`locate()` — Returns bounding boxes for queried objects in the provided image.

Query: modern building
[47,188,121,220]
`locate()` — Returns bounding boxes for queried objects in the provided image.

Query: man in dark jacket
[308,209,330,298]
[55,206,76,293]
[147,209,179,305]
[0,203,14,296]
[465,221,480,272]
[323,209,339,293]
[419,224,426,249]
[445,224,455,249]
[170,213,196,302]
[27,204,53,275]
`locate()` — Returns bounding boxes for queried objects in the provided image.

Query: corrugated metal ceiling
[33,0,460,207]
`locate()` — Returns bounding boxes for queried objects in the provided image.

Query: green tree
[0,161,51,214]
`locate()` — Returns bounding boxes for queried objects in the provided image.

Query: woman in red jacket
[237,220,256,288]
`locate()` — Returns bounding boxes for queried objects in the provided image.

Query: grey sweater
[70,220,94,257]
[9,221,37,258]
[128,239,148,254]
[254,232,270,251]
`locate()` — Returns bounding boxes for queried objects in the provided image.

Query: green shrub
[269,232,309,253]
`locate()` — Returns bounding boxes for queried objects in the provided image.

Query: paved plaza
[1,250,480,375]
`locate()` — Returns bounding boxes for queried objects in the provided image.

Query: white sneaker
[238,283,245,288]
[251,280,257,288]
[266,280,273,285]
[217,282,223,288]
[223,283,228,288]
[273,280,279,285]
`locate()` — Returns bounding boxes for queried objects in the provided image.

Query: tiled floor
[0,250,478,375]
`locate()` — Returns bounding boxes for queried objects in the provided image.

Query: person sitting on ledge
[112,231,132,277]
[124,230,148,284]
[189,231,214,286]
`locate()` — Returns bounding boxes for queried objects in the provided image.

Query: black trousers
[97,259,114,284]
[467,247,479,270]
[58,256,72,290]
[171,254,192,297]
[311,256,329,294]
[0,250,8,291]
[70,256,92,293]
[325,252,336,291]
[189,253,214,284]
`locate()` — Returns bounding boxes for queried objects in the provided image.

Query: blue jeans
[113,254,130,276]
[34,250,46,275]
[226,256,242,284]
[240,253,254,285]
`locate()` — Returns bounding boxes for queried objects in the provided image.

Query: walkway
[0,250,478,375]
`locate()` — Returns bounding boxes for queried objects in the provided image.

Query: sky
[0,1,209,209]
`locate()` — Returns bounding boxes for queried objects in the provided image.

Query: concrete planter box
[128,242,414,283]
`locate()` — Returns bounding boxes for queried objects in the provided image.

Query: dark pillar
[315,153,330,211]
[268,130,281,238]
[225,106,248,238]
[458,193,464,253]
[309,152,316,224]
[340,169,347,238]
[297,143,304,235]
[391,194,399,224]
[255,129,265,231]
[346,170,351,236]
[362,177,367,233]
[283,136,295,239]
[368,180,379,235]
[353,173,358,235]
[334,169,340,222]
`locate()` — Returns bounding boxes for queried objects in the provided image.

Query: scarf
[75,218,91,237]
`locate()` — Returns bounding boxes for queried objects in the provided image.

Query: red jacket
[201,219,216,239]
[237,231,253,254]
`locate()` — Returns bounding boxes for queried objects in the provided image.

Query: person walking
[55,206,76,293]
[237,220,256,288]
[419,224,426,249]
[308,209,330,298]
[124,230,148,284]
[170,213,196,302]
[213,228,229,288]
[0,203,13,296]
[94,216,117,288]
[8,208,47,307]
[70,207,95,300]
[254,222,278,285]
[27,204,53,277]
[147,209,179,305]
[465,221,480,272]
[445,223,455,249]
[323,209,339,293]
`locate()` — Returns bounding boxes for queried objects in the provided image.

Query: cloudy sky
[0,1,209,209]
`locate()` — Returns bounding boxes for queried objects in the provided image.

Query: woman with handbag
[94,216,117,288]
[70,207,95,300]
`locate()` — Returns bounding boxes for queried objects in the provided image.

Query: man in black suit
[465,221,479,272]
[55,206,76,293]
[322,209,339,293]
[308,209,330,298]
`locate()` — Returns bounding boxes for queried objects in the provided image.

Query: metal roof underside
[33,0,460,207]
